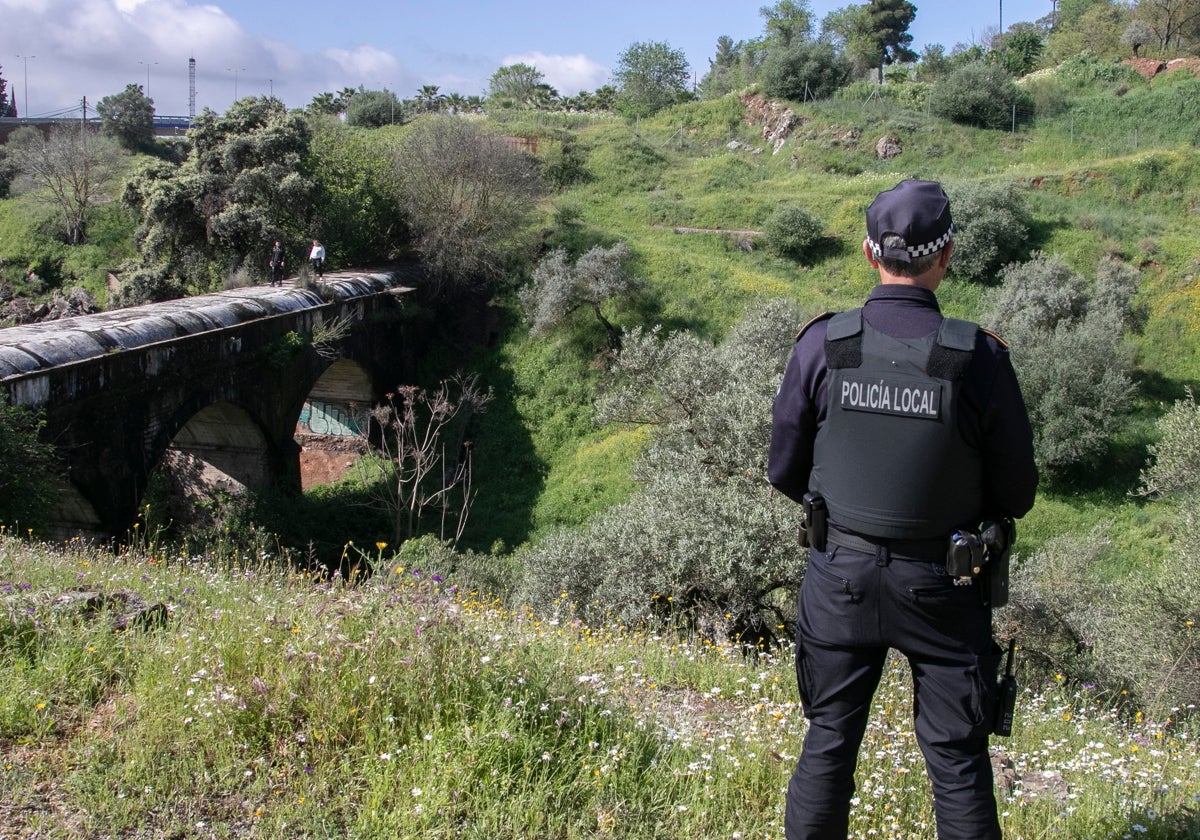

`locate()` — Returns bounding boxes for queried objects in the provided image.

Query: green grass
[4,533,1200,838]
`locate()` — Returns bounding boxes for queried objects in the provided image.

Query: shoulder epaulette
[796,311,836,342]
[980,327,1009,349]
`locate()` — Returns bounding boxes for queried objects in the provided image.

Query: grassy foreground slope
[3,536,1199,839]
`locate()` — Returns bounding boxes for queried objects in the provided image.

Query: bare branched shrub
[393,117,541,296]
[356,374,494,547]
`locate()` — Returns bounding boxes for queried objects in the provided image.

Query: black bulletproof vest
[809,309,983,540]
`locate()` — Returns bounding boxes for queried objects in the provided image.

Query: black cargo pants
[785,542,1002,840]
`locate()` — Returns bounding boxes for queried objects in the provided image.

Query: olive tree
[518,242,638,350]
[944,181,1032,283]
[1134,388,1200,499]
[517,299,808,646]
[392,116,541,296]
[982,254,1139,477]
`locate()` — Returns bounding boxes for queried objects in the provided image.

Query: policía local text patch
[837,375,941,419]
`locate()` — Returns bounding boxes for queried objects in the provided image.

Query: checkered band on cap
[867,226,955,260]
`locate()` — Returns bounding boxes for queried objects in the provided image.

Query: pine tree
[0,66,17,117]
[866,0,918,83]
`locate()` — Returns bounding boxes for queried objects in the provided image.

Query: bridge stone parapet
[0,267,427,540]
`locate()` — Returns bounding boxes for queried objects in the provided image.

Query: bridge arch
[0,267,426,538]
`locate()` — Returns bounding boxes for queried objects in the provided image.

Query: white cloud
[499,51,610,96]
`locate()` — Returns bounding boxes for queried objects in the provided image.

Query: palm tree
[307,91,338,115]
[444,92,468,115]
[416,85,444,113]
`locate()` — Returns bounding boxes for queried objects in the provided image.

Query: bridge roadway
[0,268,425,540]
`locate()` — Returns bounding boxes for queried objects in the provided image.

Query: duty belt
[825,528,947,561]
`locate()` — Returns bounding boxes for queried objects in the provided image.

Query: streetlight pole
[139,60,158,97]
[15,53,35,117]
[227,67,245,103]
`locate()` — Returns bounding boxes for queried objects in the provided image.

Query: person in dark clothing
[269,241,285,287]
[768,179,1038,840]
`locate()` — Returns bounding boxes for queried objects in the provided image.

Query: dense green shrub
[929,62,1033,129]
[944,181,1032,283]
[761,40,852,102]
[1008,507,1200,714]
[982,254,1138,477]
[1135,388,1200,500]
[834,80,932,110]
[517,299,807,644]
[762,205,824,260]
[1054,50,1144,88]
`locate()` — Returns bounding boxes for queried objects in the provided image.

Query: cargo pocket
[794,635,814,718]
[971,642,1004,733]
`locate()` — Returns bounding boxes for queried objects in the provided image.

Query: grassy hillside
[466,81,1200,559]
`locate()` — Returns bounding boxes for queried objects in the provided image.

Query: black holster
[799,492,827,552]
[980,518,1015,608]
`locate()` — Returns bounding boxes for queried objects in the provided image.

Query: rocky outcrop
[876,134,903,159]
[741,93,804,153]
[0,286,100,325]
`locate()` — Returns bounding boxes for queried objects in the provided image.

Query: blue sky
[2,0,1056,118]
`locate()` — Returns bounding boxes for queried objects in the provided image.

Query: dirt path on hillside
[651,224,763,236]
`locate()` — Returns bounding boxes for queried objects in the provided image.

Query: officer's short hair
[876,234,945,277]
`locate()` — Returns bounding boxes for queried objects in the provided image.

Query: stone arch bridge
[0,268,428,540]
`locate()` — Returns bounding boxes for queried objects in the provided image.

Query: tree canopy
[613,40,692,118]
[118,96,313,301]
[866,0,918,82]
[97,84,156,151]
[6,124,123,245]
[488,63,549,107]
[392,116,541,296]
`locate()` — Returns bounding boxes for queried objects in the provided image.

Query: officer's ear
[938,240,954,268]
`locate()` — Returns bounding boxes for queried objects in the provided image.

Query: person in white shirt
[308,240,326,278]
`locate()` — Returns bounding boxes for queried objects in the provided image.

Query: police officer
[768,179,1038,840]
